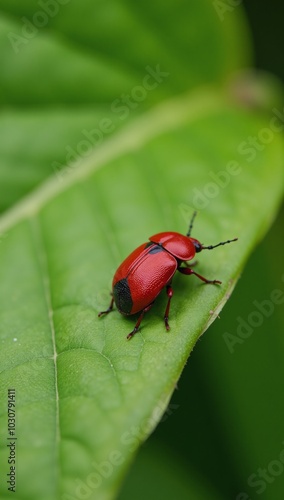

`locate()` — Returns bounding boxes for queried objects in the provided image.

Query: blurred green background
[119,2,284,499]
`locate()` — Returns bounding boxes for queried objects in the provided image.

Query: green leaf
[0,90,283,500]
[0,2,283,500]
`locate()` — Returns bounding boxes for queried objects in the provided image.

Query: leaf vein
[29,216,61,494]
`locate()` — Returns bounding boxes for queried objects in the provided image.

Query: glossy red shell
[149,232,196,261]
[113,243,177,315]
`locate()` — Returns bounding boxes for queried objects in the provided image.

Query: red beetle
[99,212,237,339]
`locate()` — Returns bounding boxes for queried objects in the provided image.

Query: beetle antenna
[202,238,238,250]
[186,211,197,237]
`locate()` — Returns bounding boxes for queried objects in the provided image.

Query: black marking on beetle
[113,278,133,314]
[148,244,164,254]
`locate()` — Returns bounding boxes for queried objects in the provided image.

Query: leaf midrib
[29,216,60,497]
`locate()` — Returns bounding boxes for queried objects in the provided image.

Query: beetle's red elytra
[98,212,237,339]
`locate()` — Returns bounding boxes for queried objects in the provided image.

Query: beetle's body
[99,213,237,339]
[113,232,197,316]
[113,241,176,315]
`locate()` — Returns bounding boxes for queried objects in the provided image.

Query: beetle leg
[127,303,154,340]
[98,295,114,317]
[164,284,173,330]
[178,266,221,285]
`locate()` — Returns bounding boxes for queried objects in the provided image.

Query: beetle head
[190,238,202,253]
